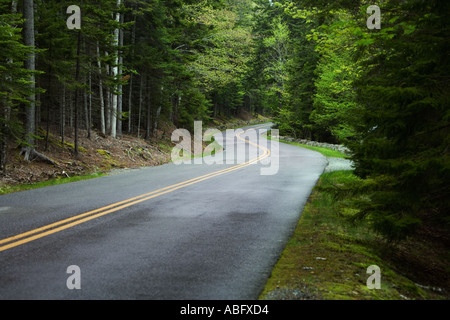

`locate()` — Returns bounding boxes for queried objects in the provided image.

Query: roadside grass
[266,132,348,159]
[280,140,348,159]
[0,172,105,195]
[259,170,448,300]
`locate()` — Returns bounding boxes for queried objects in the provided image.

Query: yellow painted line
[0,157,256,245]
[0,125,271,252]
[0,132,268,247]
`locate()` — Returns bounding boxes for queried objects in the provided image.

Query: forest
[0,0,449,242]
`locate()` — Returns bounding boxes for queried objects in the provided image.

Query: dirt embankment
[1,122,176,187]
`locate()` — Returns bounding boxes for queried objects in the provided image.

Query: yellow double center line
[0,126,271,252]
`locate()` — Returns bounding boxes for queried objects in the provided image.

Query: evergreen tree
[283,11,319,139]
[308,9,360,144]
[347,0,450,240]
[0,4,34,170]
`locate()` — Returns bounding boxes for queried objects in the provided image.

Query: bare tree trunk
[34,15,40,133]
[44,65,52,151]
[61,83,65,144]
[20,0,52,164]
[152,86,163,138]
[88,67,92,139]
[172,94,180,127]
[128,73,133,134]
[153,105,161,138]
[0,102,9,172]
[117,12,124,137]
[69,90,73,128]
[137,74,144,139]
[105,53,111,134]
[84,73,88,132]
[96,42,105,135]
[145,76,151,140]
[127,15,136,134]
[110,0,121,139]
[22,0,36,161]
[19,0,55,166]
[73,30,82,157]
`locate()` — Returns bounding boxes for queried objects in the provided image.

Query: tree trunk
[69,93,73,128]
[61,83,65,144]
[127,73,133,134]
[172,93,180,127]
[153,106,161,138]
[0,101,9,172]
[152,85,163,137]
[117,12,124,137]
[127,15,136,134]
[45,66,52,151]
[137,74,144,139]
[88,67,92,139]
[22,0,36,161]
[83,73,88,132]
[145,76,151,140]
[110,0,122,139]
[97,42,105,135]
[105,52,111,134]
[73,30,81,157]
[20,0,53,164]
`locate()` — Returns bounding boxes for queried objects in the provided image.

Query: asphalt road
[0,123,327,300]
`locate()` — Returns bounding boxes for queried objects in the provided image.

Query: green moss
[0,172,105,195]
[96,149,111,157]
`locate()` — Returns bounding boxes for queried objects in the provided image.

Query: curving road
[0,123,327,299]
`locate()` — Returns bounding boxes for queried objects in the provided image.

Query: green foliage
[186,4,253,91]
[309,11,361,144]
[177,88,211,132]
[283,13,319,139]
[270,0,450,241]
[345,0,450,241]
[0,9,34,166]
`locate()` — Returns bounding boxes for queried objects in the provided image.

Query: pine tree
[346,0,450,240]
[308,9,360,144]
[0,4,33,171]
[283,13,319,139]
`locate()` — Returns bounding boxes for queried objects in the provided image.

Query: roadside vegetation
[0,172,105,195]
[268,133,348,159]
[260,169,450,300]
